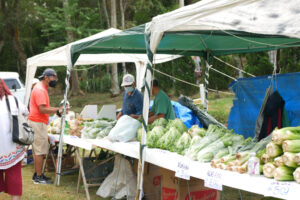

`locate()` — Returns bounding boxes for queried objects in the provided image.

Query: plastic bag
[108,115,141,142]
[96,155,136,199]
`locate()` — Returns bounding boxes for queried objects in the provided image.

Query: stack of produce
[185,124,255,163]
[210,134,272,173]
[48,111,77,135]
[141,118,206,155]
[261,126,300,182]
[48,117,64,134]
[81,118,117,139]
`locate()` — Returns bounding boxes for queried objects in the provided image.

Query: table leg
[77,167,81,193]
[42,146,51,174]
[75,147,90,200]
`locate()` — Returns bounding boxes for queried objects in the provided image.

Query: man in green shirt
[149,79,175,124]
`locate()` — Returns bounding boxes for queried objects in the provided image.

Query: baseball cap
[121,74,135,87]
[38,68,56,79]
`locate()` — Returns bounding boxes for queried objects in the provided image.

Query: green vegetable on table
[174,132,192,155]
[266,142,283,157]
[146,126,166,148]
[166,118,187,134]
[272,126,300,145]
[274,166,295,181]
[157,127,181,151]
[282,152,298,168]
[282,140,300,153]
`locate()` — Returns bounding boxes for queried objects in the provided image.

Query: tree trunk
[0,38,4,55]
[97,0,103,26]
[110,0,120,96]
[179,0,184,7]
[63,0,83,96]
[233,55,243,78]
[11,25,27,76]
[120,0,127,75]
[2,0,27,77]
[102,0,110,27]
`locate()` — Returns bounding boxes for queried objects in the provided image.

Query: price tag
[204,169,223,191]
[265,181,296,199]
[175,158,190,180]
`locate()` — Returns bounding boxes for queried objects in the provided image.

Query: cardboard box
[132,160,220,200]
[160,168,179,200]
[179,177,220,200]
[159,168,220,200]
[133,160,162,200]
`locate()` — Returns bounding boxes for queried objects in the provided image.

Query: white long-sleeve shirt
[0,95,27,169]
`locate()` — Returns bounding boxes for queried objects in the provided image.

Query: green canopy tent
[71,23,300,65]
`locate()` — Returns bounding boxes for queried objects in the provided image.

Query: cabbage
[174,132,192,155]
[152,118,168,128]
[88,128,101,139]
[157,127,181,150]
[167,119,187,134]
[94,120,116,128]
[146,126,166,148]
[188,125,206,137]
[96,126,113,139]
[196,133,235,162]
[84,121,94,127]
[190,135,202,146]
[185,127,226,160]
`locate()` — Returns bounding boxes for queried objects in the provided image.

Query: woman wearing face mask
[116,74,143,120]
[28,68,63,184]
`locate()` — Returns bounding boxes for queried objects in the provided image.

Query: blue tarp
[228,72,300,138]
[150,100,202,129]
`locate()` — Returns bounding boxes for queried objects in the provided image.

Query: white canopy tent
[25,28,180,105]
[25,27,181,187]
[149,0,300,53]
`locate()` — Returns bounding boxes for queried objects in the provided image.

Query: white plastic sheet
[96,155,137,199]
[108,115,141,142]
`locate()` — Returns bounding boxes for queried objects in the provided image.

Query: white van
[0,72,25,103]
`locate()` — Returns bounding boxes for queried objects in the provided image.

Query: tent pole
[135,24,153,200]
[55,50,72,186]
[204,55,212,112]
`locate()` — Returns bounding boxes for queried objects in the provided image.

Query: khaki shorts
[29,120,50,156]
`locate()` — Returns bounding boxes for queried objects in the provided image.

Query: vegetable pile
[81,119,117,139]
[140,118,206,155]
[261,126,300,182]
[140,117,300,184]
[210,134,271,174]
[48,111,82,137]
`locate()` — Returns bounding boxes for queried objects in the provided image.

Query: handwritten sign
[265,181,296,199]
[175,159,190,180]
[204,169,223,191]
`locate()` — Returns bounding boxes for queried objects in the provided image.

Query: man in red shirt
[28,68,62,184]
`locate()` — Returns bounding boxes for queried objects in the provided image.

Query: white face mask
[125,86,134,93]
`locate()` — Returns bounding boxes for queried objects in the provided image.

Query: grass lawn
[1,91,278,200]
[0,164,103,200]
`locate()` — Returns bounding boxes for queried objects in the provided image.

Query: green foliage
[208,56,236,90]
[77,66,112,93]
[154,57,198,96]
[130,0,168,25]
[35,0,101,50]
[244,52,273,76]
[278,48,300,73]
